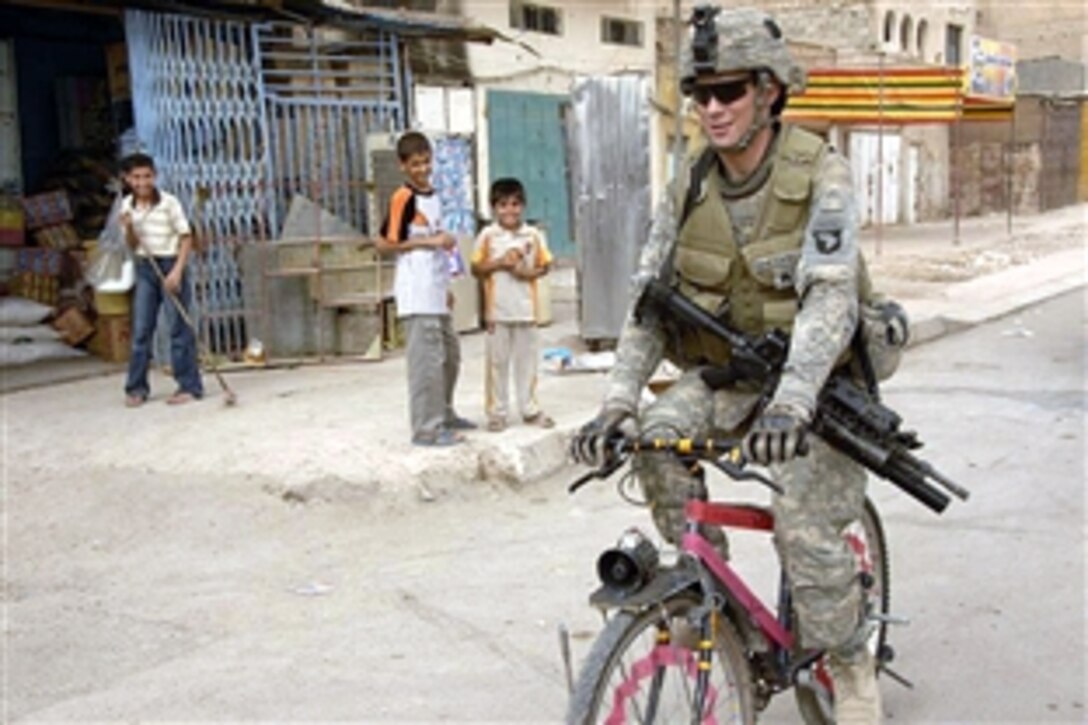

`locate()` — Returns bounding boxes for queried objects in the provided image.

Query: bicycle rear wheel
[567,594,755,725]
[794,496,890,724]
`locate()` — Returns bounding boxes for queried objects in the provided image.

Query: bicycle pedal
[879,662,915,690]
[869,612,911,626]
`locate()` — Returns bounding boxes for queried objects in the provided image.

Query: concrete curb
[909,264,1084,348]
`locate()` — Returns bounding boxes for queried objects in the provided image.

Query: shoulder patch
[814,229,843,255]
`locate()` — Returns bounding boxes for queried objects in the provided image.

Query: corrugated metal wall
[566,74,651,342]
[1080,99,1088,202]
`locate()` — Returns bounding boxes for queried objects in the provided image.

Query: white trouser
[485,321,540,421]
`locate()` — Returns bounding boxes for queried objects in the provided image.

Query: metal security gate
[126,10,406,357]
[256,22,405,232]
[127,10,269,356]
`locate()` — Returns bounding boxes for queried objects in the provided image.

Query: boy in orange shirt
[471,178,554,432]
[377,132,475,446]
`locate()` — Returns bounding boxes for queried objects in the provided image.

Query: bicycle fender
[589,564,701,611]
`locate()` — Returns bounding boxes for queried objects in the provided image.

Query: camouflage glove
[571,408,637,468]
[742,403,809,466]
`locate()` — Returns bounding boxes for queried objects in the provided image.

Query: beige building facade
[459,0,661,213]
[975,0,1087,65]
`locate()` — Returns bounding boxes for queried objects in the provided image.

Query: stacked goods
[19,189,72,230]
[86,313,131,363]
[20,188,81,252]
[34,223,82,250]
[12,248,64,307]
[0,297,85,368]
[51,306,95,346]
[34,152,116,240]
[0,193,24,247]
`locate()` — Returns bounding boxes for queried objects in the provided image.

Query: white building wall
[871,1,977,65]
[460,0,660,211]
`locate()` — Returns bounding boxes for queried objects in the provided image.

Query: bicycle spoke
[616,649,648,725]
[575,596,752,724]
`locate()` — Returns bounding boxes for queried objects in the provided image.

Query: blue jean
[125,256,203,399]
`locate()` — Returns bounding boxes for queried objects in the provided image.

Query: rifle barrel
[899,454,971,501]
[819,416,950,514]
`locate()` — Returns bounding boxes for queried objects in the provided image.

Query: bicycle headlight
[596,528,659,592]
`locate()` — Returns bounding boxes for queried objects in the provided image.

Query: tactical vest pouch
[675,245,732,288]
[765,169,811,234]
[859,297,909,382]
[763,299,798,331]
[744,248,801,291]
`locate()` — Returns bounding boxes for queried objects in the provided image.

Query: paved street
[4,290,1084,722]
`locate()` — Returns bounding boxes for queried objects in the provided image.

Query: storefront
[0,1,496,382]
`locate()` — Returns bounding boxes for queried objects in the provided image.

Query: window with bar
[510,1,562,36]
[601,16,643,47]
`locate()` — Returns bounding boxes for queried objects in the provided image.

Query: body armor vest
[672,125,827,365]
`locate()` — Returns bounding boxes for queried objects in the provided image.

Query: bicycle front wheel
[567,595,755,725]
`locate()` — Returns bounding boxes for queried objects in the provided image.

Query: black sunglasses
[691,78,751,107]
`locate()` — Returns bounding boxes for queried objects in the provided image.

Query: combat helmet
[680,5,806,98]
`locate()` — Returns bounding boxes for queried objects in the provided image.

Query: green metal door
[487,90,573,257]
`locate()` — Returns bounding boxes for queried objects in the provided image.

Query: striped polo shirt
[121,190,192,257]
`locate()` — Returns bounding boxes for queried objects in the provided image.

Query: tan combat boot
[828,648,882,725]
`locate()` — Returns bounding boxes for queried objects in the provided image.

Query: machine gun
[637,279,969,514]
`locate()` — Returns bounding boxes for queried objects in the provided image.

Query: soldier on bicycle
[572,5,884,722]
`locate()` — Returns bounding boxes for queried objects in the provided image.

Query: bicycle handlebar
[569,437,782,495]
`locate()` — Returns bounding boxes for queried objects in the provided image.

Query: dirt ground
[861,204,1086,287]
[4,292,1085,722]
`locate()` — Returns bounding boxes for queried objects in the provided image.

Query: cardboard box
[20,190,72,230]
[94,290,131,316]
[88,314,131,363]
[52,306,95,346]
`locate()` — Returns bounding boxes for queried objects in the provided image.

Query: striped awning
[784,67,1014,125]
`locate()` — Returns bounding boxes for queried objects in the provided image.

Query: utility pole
[671,0,685,181]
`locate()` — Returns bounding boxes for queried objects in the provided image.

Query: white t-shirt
[121,190,191,257]
[472,222,552,323]
[384,185,450,317]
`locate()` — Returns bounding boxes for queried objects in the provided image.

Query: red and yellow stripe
[784,67,1013,125]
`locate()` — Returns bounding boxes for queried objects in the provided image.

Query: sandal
[125,395,146,408]
[166,391,198,405]
[412,429,465,447]
[446,415,478,431]
[487,417,507,433]
[523,412,556,429]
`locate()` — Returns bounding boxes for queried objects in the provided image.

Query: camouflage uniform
[600,17,868,653]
